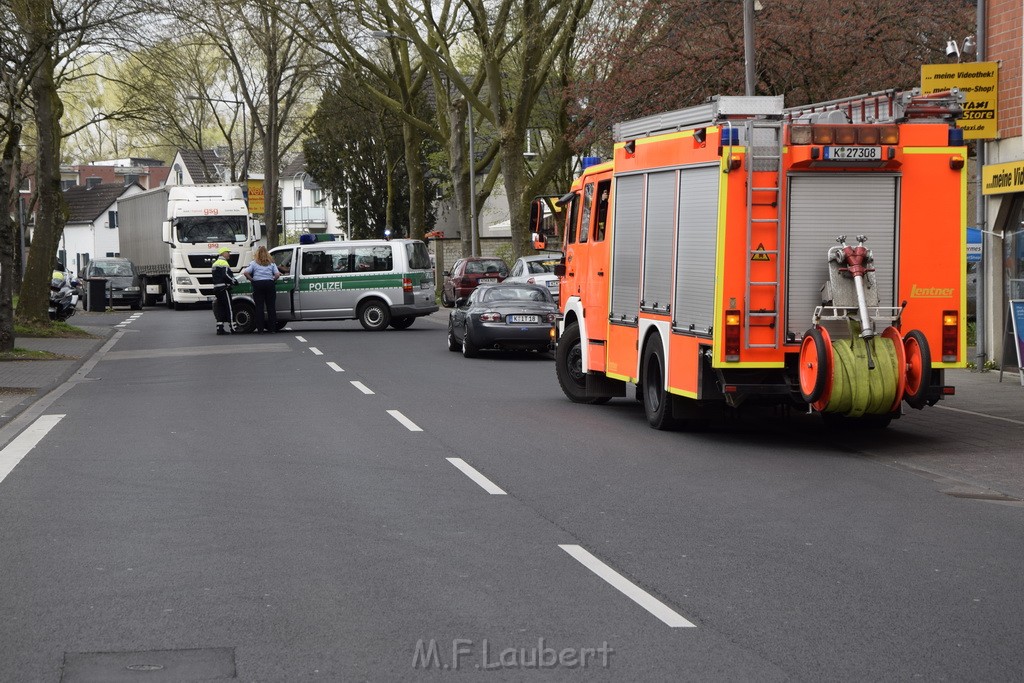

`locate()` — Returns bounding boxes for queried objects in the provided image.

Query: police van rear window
[406,241,432,270]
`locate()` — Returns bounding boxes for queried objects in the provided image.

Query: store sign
[982,159,1024,196]
[247,180,265,214]
[921,62,999,139]
[966,227,982,263]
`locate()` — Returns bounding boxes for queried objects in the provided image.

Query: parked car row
[441,255,561,307]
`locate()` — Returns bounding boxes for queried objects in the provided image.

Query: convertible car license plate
[507,314,540,324]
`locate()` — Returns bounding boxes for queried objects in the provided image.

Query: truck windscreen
[175,216,247,243]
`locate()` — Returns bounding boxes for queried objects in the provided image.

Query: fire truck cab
[537,90,968,429]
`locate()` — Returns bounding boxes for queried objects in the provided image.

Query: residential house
[61,159,170,191]
[60,182,143,276]
[281,153,345,237]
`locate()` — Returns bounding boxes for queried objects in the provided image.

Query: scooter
[48,276,80,321]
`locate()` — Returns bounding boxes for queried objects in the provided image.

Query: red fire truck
[532,90,968,429]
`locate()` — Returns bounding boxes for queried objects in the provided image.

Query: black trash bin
[87,278,108,312]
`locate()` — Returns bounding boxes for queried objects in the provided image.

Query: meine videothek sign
[921,62,999,139]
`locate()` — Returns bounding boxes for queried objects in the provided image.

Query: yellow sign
[982,159,1024,196]
[247,180,265,214]
[751,243,771,261]
[921,62,998,139]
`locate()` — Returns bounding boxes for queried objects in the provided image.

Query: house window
[295,187,303,206]
[61,179,76,190]
[86,176,102,188]
[108,210,118,229]
[173,164,183,184]
[123,174,138,186]
[312,189,324,205]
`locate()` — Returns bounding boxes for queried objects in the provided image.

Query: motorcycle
[48,275,80,321]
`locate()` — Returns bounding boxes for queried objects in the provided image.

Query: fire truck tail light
[878,125,899,144]
[834,127,857,144]
[811,127,835,144]
[857,127,880,144]
[942,310,958,361]
[725,309,741,361]
[789,124,900,147]
[790,125,812,144]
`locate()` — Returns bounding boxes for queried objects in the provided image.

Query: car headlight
[124,286,140,292]
[175,277,191,285]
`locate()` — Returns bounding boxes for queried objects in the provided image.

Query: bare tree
[10,0,147,325]
[0,2,34,349]
[164,0,320,248]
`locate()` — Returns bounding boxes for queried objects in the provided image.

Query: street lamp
[370,30,478,255]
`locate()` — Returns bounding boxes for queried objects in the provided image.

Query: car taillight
[402,277,413,293]
[545,313,557,323]
[527,277,536,284]
[480,312,501,322]
[725,309,741,361]
[942,310,958,362]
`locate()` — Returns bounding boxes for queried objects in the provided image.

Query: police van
[229,238,438,332]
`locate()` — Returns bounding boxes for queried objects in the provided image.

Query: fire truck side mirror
[529,199,545,235]
[532,232,547,250]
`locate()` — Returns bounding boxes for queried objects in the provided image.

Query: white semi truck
[118,184,260,308]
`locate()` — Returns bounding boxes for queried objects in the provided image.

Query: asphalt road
[0,307,1021,681]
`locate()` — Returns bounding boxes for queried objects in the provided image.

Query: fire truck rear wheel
[902,330,932,410]
[641,339,681,430]
[555,322,608,404]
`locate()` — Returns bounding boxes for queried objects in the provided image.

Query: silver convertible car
[446,283,558,358]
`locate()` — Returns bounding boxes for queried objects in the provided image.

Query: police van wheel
[233,301,256,334]
[358,299,391,331]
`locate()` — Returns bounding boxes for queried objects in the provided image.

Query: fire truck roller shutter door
[787,174,897,341]
[642,171,675,313]
[610,174,644,323]
[674,165,720,333]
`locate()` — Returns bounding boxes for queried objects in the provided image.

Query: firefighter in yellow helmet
[211,248,237,334]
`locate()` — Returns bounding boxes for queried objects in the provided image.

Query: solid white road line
[937,404,1024,426]
[326,362,344,372]
[387,409,422,432]
[559,544,697,628]
[351,381,374,395]
[446,457,506,495]
[0,414,64,486]
[295,336,307,342]
[309,347,323,356]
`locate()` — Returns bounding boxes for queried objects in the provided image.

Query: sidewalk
[0,317,119,431]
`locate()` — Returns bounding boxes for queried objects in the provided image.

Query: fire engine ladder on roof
[743,119,783,349]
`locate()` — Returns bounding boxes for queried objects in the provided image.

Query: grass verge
[0,348,69,361]
[14,320,94,339]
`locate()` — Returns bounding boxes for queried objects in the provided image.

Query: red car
[441,257,509,306]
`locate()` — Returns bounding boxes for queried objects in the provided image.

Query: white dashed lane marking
[0,415,64,486]
[351,381,374,395]
[295,336,307,343]
[326,362,344,372]
[559,544,696,628]
[309,347,323,356]
[446,458,506,495]
[387,410,422,432]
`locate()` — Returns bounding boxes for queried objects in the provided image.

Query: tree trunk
[18,17,66,325]
[449,98,472,257]
[401,119,425,240]
[0,125,22,351]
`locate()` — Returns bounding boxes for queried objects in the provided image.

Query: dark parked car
[441,257,509,307]
[446,283,558,358]
[82,258,143,310]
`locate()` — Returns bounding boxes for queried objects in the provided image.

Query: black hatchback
[82,258,143,310]
[446,283,558,358]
